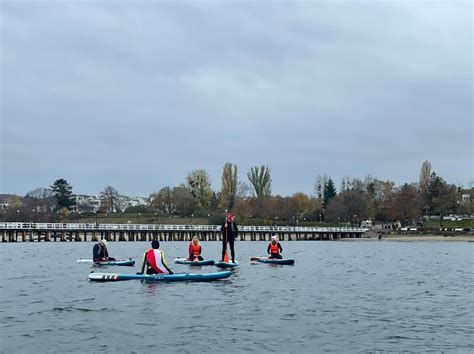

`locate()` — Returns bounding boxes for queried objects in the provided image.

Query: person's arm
[137,252,147,274]
[93,244,99,259]
[222,222,227,242]
[161,252,173,274]
[278,243,283,253]
[267,243,271,254]
[104,246,109,259]
[188,243,193,259]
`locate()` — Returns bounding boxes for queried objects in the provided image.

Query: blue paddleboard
[88,271,232,282]
[252,257,295,265]
[214,261,240,269]
[174,258,215,266]
[78,259,135,266]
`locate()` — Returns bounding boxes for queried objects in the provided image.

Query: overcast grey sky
[1,1,472,197]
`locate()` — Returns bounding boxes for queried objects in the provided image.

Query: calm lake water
[1,241,472,353]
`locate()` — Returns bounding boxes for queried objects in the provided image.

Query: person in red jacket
[267,235,283,259]
[188,235,203,261]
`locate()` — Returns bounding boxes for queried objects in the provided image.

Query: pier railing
[0,222,367,242]
[0,222,367,233]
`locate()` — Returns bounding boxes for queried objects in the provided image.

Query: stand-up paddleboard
[88,271,232,282]
[251,257,295,265]
[174,258,215,266]
[77,259,135,266]
[215,261,239,269]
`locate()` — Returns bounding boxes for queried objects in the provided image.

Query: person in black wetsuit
[92,239,115,262]
[221,214,238,263]
[267,235,283,259]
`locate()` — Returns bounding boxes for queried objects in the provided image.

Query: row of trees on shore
[1,161,472,226]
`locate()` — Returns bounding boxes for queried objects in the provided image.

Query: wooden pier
[0,222,367,242]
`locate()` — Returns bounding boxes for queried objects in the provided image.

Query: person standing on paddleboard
[92,239,116,262]
[267,235,283,259]
[221,214,238,263]
[188,235,204,261]
[137,240,173,275]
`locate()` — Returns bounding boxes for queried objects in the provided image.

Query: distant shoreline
[356,234,474,242]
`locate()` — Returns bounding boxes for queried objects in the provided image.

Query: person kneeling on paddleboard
[137,240,173,275]
[93,239,116,262]
[267,235,283,259]
[188,235,204,261]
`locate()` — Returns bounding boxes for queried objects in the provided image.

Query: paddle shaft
[224,222,229,262]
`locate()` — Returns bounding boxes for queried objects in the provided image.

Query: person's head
[100,239,107,246]
[151,240,160,249]
[192,235,200,245]
[226,214,234,223]
[271,235,278,244]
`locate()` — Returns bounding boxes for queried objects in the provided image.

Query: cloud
[1,1,472,196]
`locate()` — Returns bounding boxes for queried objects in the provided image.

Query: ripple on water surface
[0,241,473,352]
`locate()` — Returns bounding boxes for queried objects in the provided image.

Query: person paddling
[267,235,283,259]
[137,240,173,275]
[93,239,116,262]
[221,214,238,263]
[188,235,204,261]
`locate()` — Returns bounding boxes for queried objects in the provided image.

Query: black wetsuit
[93,243,109,262]
[221,221,238,262]
[188,255,204,261]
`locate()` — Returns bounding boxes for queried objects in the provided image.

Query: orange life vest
[190,244,201,256]
[270,242,279,254]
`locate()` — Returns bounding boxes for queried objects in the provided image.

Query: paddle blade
[250,257,261,261]
[224,251,229,262]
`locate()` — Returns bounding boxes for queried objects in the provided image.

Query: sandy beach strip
[352,235,474,242]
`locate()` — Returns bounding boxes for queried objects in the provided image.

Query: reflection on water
[1,241,473,352]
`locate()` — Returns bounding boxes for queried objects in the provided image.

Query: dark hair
[151,240,160,249]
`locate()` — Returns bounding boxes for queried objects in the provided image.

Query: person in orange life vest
[137,240,173,275]
[188,235,204,261]
[221,214,238,263]
[267,235,283,259]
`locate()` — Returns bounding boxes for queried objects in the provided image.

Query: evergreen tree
[50,179,74,210]
[323,178,337,207]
